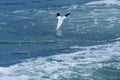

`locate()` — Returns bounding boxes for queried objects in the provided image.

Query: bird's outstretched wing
[56,13,60,17]
[65,13,71,17]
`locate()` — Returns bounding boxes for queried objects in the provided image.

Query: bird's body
[56,13,70,30]
[56,16,66,30]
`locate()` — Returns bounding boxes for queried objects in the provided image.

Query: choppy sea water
[0,0,120,80]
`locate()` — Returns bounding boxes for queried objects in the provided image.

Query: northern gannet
[56,13,71,30]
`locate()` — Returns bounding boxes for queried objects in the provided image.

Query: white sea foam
[12,10,27,13]
[69,4,78,10]
[0,76,29,80]
[0,40,120,80]
[86,0,120,6]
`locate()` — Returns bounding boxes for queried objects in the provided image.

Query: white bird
[56,13,71,30]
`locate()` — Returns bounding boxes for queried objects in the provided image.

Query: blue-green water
[0,0,120,80]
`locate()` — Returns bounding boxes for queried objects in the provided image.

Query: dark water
[0,0,120,80]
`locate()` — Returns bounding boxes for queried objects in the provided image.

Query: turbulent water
[0,0,120,80]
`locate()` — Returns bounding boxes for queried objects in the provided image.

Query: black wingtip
[56,13,60,17]
[65,13,71,17]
